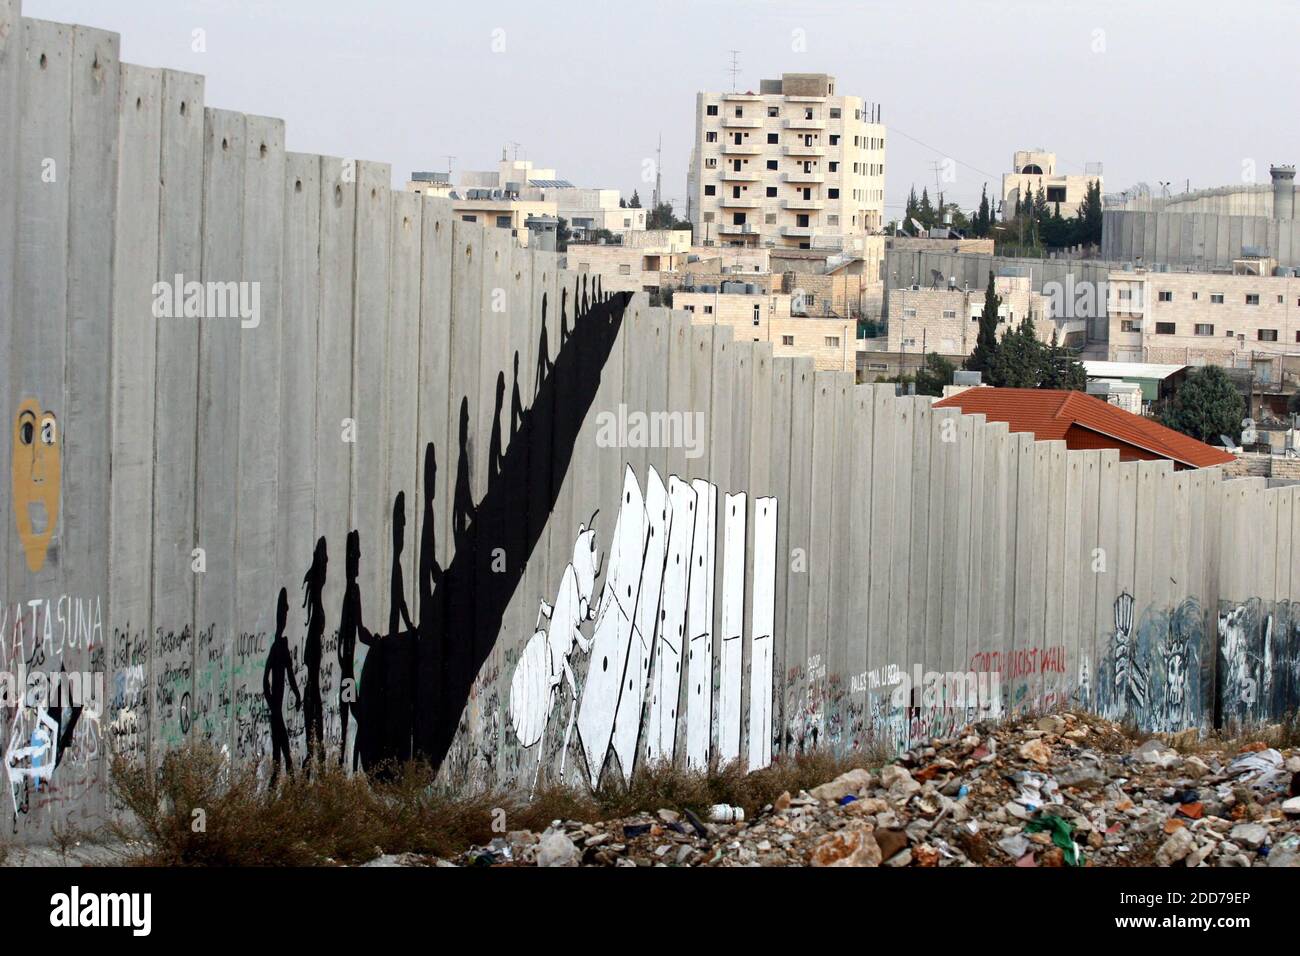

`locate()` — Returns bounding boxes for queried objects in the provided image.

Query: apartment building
[566,243,686,294]
[406,153,643,247]
[675,289,858,372]
[1106,261,1300,385]
[1001,149,1101,219]
[688,73,886,253]
[884,275,1079,354]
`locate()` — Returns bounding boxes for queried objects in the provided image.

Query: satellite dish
[909,217,925,235]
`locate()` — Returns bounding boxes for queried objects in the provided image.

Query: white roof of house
[1083,361,1188,381]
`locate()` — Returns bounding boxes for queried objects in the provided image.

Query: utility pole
[444,154,455,176]
[728,50,741,92]
[653,132,662,212]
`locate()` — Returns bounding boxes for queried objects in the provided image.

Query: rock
[657,809,680,824]
[773,791,792,812]
[1268,835,1300,867]
[1058,766,1107,789]
[1134,739,1182,769]
[811,768,874,802]
[1281,796,1300,818]
[881,848,912,867]
[1182,755,1212,779]
[1036,716,1065,734]
[537,829,581,868]
[875,827,909,861]
[1019,738,1052,766]
[1228,822,1269,849]
[880,765,914,789]
[1155,828,1195,866]
[810,825,882,867]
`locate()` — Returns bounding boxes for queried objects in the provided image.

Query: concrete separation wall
[1,2,1298,843]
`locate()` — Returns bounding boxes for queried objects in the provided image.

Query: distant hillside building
[1001,149,1101,220]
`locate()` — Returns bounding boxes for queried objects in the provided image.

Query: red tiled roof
[933,387,1235,469]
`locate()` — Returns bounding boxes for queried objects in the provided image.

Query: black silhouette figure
[301,537,328,774]
[510,351,525,443]
[413,442,445,763]
[337,529,372,767]
[489,371,506,478]
[264,588,301,785]
[533,294,551,398]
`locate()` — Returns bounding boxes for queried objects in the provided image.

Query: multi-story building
[674,289,859,372]
[884,275,1079,354]
[406,153,644,247]
[687,73,886,253]
[1001,149,1101,219]
[1106,259,1300,392]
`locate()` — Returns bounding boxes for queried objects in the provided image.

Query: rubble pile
[444,713,1300,867]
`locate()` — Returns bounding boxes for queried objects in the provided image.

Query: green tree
[965,272,1001,378]
[915,352,956,397]
[1160,365,1246,443]
[974,183,991,238]
[988,316,1043,388]
[1040,329,1087,391]
[629,190,642,208]
[555,216,571,252]
[917,188,936,228]
[1076,179,1102,246]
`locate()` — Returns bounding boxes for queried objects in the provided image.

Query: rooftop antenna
[509,141,523,162]
[444,154,455,175]
[653,132,663,210]
[728,50,741,91]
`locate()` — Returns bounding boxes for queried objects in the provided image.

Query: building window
[767,106,779,117]
[1118,289,1132,301]
[943,310,957,319]
[1192,292,1199,300]
[1046,186,1067,203]
[706,104,718,116]
[767,132,778,144]
[766,186,777,197]
[782,334,794,346]
[765,213,776,224]
[683,305,694,313]
[1210,293,1224,303]
[705,158,717,169]
[734,106,743,117]
[904,308,917,318]
[1246,293,1260,305]
[1194,323,1214,336]
[1258,329,1278,342]
[706,131,717,143]
[828,134,839,146]
[461,214,477,222]
[1158,290,1173,302]
[827,214,838,225]
[829,108,841,119]
[618,264,631,276]
[1120,320,1139,332]
[1224,330,1234,337]
[703,305,713,315]
[825,336,840,347]
[827,187,839,199]
[623,218,631,227]
[766,160,778,170]
[1155,322,1176,335]
[703,212,714,223]
[753,304,761,326]
[704,185,716,196]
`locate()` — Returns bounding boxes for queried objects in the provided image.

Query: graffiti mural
[1218,599,1300,728]
[1096,592,1205,731]
[11,399,60,574]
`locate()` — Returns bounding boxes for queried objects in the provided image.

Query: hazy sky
[25,0,1300,219]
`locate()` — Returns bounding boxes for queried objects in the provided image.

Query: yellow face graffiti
[12,398,60,573]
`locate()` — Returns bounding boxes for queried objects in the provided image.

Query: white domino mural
[517,464,778,787]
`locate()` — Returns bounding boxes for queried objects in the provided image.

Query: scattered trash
[709,804,745,823]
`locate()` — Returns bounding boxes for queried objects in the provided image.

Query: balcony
[783,171,825,184]
[783,117,826,130]
[722,116,763,129]
[718,222,759,236]
[721,142,764,156]
[781,225,817,238]
[722,167,762,182]
[783,145,826,158]
[720,196,762,208]
[721,92,761,102]
[782,198,825,210]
